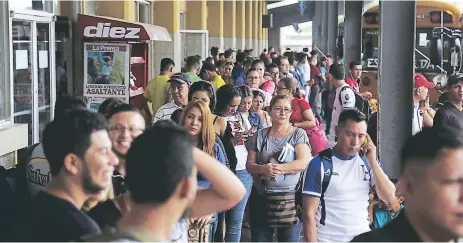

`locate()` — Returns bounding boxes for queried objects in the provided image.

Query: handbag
[297,99,329,156]
[266,191,299,228]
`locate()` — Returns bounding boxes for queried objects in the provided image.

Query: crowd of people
[3,46,463,243]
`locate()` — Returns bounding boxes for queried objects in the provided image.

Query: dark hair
[243,57,254,67]
[400,127,463,174]
[283,52,296,65]
[266,63,279,71]
[98,98,126,118]
[252,90,266,102]
[239,85,253,99]
[236,52,247,63]
[329,63,345,80]
[263,56,272,67]
[338,109,367,126]
[276,56,288,66]
[205,57,214,64]
[106,103,142,119]
[219,53,225,57]
[170,108,184,124]
[303,47,309,52]
[54,94,86,117]
[349,60,362,70]
[186,56,201,69]
[447,73,463,87]
[297,52,308,62]
[126,120,194,204]
[43,109,108,176]
[188,81,216,111]
[251,59,264,68]
[210,47,219,56]
[279,77,302,99]
[246,67,259,77]
[224,49,233,59]
[269,95,290,109]
[326,54,333,59]
[160,58,175,72]
[215,84,242,115]
[310,50,317,56]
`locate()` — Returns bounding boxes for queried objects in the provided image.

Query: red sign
[78,14,171,41]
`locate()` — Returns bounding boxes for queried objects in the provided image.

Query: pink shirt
[260,80,276,95]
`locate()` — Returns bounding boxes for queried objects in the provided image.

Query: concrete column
[236,0,246,51]
[59,1,83,94]
[245,0,253,51]
[268,27,281,53]
[153,1,181,75]
[379,1,416,178]
[253,0,259,56]
[207,0,224,52]
[311,1,320,50]
[263,2,268,51]
[258,0,263,54]
[344,1,362,71]
[327,1,338,57]
[320,1,329,54]
[224,0,236,50]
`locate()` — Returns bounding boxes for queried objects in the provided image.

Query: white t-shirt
[412,103,423,136]
[225,113,251,171]
[330,84,356,135]
[302,150,387,242]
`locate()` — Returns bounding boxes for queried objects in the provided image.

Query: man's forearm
[303,216,318,242]
[371,163,396,203]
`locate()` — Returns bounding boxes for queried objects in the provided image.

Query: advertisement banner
[83,43,130,110]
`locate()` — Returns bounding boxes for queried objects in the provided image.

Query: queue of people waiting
[1,47,462,243]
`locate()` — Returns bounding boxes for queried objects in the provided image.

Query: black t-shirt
[433,102,463,132]
[351,210,421,242]
[11,191,101,241]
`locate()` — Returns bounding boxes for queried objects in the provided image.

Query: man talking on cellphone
[301,109,396,242]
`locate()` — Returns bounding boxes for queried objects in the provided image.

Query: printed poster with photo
[83,43,130,110]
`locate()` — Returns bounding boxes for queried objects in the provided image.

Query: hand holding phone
[362,134,377,165]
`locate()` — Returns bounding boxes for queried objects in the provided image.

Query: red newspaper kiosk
[77,14,171,112]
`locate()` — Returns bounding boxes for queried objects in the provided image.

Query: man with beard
[11,109,119,241]
[87,121,246,242]
[433,73,463,131]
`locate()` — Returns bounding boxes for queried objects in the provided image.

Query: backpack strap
[318,148,333,226]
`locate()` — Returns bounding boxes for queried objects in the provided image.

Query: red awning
[78,14,171,41]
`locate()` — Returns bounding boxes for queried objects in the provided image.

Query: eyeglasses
[272,107,292,114]
[110,125,144,136]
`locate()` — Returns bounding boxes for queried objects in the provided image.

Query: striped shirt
[153,101,181,124]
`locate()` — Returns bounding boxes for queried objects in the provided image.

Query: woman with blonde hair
[178,100,227,242]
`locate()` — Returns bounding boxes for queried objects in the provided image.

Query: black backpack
[0,143,39,241]
[338,86,372,120]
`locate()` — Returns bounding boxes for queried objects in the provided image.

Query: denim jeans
[249,187,302,242]
[224,170,253,242]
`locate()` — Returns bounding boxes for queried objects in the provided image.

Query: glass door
[11,11,55,145]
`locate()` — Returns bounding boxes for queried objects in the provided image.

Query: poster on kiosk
[83,43,130,111]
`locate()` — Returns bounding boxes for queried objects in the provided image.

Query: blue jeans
[249,187,302,242]
[224,170,253,242]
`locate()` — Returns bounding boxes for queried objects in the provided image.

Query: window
[180,12,185,30]
[135,0,150,23]
[0,1,11,124]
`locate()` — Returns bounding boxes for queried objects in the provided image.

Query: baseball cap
[168,72,192,85]
[414,73,435,89]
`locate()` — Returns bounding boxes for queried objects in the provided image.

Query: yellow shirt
[144,74,170,114]
[212,75,226,90]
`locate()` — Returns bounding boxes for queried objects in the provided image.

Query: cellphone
[363,137,369,146]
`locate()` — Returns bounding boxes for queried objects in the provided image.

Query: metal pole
[320,1,329,54]
[378,0,416,178]
[344,1,362,71]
